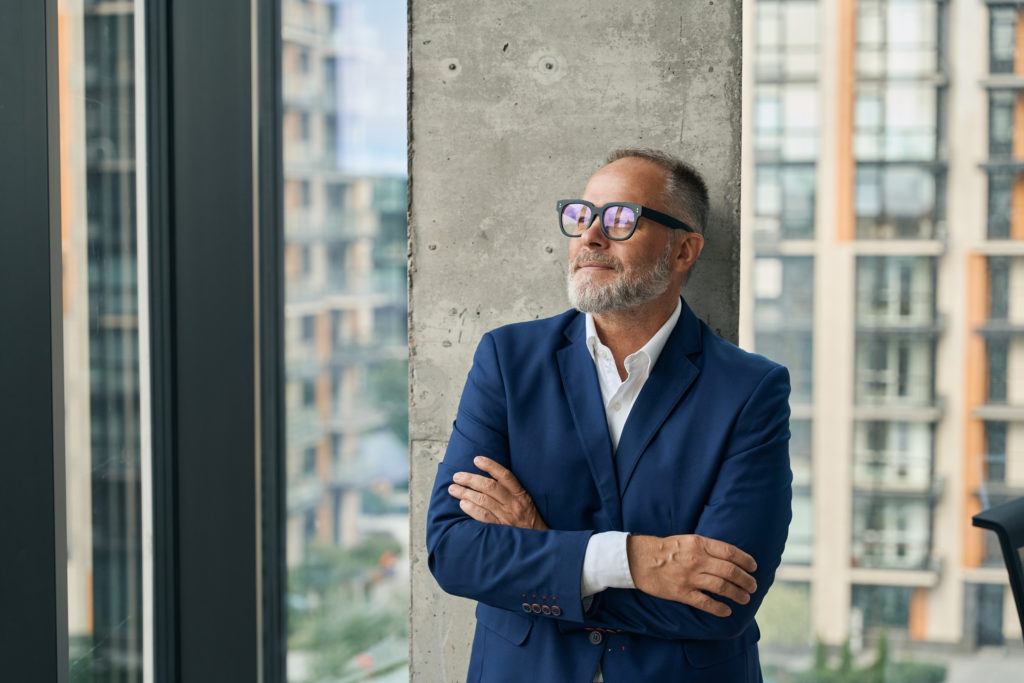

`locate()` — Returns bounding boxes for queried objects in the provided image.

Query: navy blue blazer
[426,299,792,682]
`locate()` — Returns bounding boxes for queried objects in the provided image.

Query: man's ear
[672,233,704,273]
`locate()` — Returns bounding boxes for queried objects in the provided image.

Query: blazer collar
[556,299,704,520]
[614,300,702,496]
[557,314,621,530]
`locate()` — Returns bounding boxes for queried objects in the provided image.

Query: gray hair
[605,147,710,235]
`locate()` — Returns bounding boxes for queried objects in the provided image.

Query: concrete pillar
[408,1,743,679]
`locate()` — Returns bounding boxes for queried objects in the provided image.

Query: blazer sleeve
[426,332,595,622]
[582,364,793,641]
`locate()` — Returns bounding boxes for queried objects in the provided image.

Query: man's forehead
[583,157,667,202]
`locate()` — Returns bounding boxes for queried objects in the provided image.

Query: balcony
[852,456,941,497]
[851,534,935,573]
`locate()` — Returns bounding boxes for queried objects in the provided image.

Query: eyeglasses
[557,199,695,241]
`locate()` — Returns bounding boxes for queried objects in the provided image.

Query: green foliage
[791,633,946,683]
[758,581,813,648]
[839,638,854,675]
[367,358,408,445]
[289,536,408,681]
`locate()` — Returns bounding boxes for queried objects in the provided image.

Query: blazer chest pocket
[476,604,533,646]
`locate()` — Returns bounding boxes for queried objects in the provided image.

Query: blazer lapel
[556,314,623,530]
[615,300,703,496]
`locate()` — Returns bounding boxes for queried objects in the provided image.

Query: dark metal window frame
[1,0,285,680]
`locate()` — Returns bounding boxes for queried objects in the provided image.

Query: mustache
[571,250,622,273]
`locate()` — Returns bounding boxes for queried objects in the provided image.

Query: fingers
[692,570,752,605]
[473,456,525,494]
[684,590,732,618]
[452,471,508,502]
[448,483,504,519]
[703,557,757,594]
[699,536,758,573]
[457,497,500,525]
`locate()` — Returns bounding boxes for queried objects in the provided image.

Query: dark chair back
[973,496,1024,643]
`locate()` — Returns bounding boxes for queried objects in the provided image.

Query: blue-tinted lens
[603,205,636,237]
[561,203,593,235]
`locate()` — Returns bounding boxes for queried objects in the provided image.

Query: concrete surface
[408,1,743,679]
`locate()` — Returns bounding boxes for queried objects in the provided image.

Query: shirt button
[612,402,621,411]
[589,631,603,645]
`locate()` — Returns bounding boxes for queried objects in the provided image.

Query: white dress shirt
[577,300,683,681]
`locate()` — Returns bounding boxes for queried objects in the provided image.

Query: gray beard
[566,241,674,314]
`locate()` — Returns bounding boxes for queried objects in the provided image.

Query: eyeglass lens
[561,203,637,238]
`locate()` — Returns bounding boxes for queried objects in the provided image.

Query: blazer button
[551,606,562,616]
[589,631,603,645]
[531,603,542,614]
[541,605,551,615]
[521,603,532,613]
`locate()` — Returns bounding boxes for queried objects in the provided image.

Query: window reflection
[60,0,144,680]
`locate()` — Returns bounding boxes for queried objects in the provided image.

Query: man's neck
[591,295,680,379]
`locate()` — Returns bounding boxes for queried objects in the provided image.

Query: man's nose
[579,213,609,247]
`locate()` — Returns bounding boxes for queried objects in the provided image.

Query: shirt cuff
[580,531,635,599]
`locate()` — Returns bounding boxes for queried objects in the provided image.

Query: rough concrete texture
[408,1,742,679]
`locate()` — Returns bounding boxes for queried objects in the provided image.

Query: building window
[855,164,945,239]
[856,256,935,323]
[856,0,943,78]
[987,339,1009,404]
[990,8,1017,74]
[984,421,1007,484]
[852,497,931,570]
[989,91,1015,158]
[989,256,1011,320]
[855,337,933,405]
[853,421,933,489]
[755,0,820,82]
[988,170,1013,239]
[754,85,819,162]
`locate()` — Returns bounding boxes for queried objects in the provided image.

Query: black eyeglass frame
[556,199,696,241]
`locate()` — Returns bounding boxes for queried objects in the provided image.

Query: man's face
[567,158,680,314]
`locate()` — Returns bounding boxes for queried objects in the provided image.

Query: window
[984,422,1007,483]
[987,339,1009,404]
[988,170,1013,239]
[856,0,943,78]
[990,8,1017,74]
[856,256,935,324]
[855,165,945,239]
[855,337,933,405]
[852,498,931,570]
[283,1,409,679]
[989,91,1015,158]
[989,256,1011,320]
[755,0,820,81]
[853,421,933,489]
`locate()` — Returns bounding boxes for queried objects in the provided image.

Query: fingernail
[473,456,483,465]
[448,484,458,494]
[452,472,465,482]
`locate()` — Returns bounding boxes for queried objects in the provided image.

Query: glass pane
[283,1,409,680]
[747,0,1024,675]
[59,0,146,680]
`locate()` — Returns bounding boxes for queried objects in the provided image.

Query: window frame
[0,0,286,680]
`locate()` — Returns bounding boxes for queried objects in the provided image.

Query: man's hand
[627,534,757,617]
[448,456,549,531]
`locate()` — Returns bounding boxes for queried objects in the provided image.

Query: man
[426,149,792,682]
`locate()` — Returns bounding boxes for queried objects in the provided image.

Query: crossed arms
[426,332,792,640]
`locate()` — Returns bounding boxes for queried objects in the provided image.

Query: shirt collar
[585,298,683,371]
